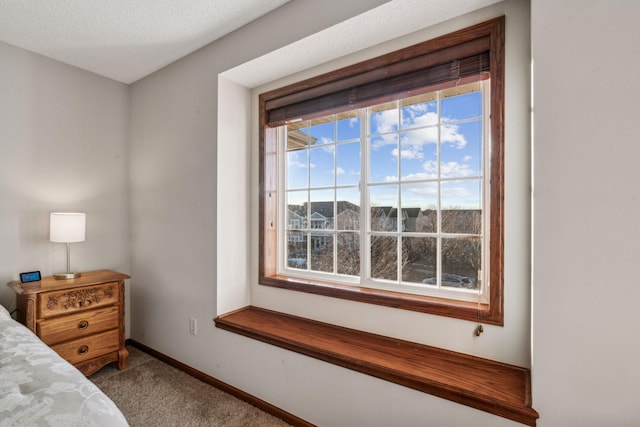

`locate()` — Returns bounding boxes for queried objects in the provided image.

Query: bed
[0,304,129,427]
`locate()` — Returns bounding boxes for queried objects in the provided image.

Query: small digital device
[20,271,41,283]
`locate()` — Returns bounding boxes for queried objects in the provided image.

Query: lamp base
[54,272,81,280]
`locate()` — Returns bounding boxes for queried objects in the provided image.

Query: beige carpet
[90,346,292,427]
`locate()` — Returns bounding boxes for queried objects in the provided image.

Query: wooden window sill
[215,306,538,426]
[261,275,502,325]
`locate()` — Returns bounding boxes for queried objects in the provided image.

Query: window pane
[441,89,482,122]
[280,77,488,294]
[440,120,482,178]
[370,185,398,232]
[287,126,310,150]
[371,235,397,281]
[369,102,398,135]
[287,191,307,229]
[309,119,335,144]
[337,233,359,276]
[337,111,360,141]
[287,150,308,189]
[441,237,481,289]
[287,232,307,270]
[369,135,398,183]
[441,180,481,234]
[336,188,360,231]
[442,209,481,235]
[399,128,438,181]
[310,145,335,188]
[401,183,437,232]
[310,234,333,273]
[401,94,437,129]
[402,237,436,284]
[310,190,334,230]
[336,142,360,186]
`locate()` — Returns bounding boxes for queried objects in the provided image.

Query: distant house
[335,208,359,231]
[286,129,317,150]
[371,206,395,231]
[309,212,330,250]
[402,208,422,232]
[287,202,481,250]
[310,211,329,229]
[287,201,360,251]
[287,209,305,243]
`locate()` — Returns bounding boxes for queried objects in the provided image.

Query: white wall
[131,0,530,426]
[216,76,251,315]
[0,42,131,329]
[129,0,391,363]
[531,1,640,426]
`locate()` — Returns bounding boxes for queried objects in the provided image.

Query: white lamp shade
[50,213,86,243]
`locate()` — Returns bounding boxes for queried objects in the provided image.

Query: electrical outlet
[189,317,197,335]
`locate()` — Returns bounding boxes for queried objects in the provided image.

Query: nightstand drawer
[38,306,119,346]
[51,329,120,365]
[39,282,119,318]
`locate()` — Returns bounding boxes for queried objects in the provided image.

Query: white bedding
[0,304,129,427]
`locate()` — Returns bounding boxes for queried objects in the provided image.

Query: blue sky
[286,88,484,212]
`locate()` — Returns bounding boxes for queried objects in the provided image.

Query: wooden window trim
[215,306,538,426]
[259,17,505,325]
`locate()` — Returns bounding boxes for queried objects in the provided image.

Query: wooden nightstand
[7,270,130,376]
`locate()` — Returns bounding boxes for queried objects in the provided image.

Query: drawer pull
[78,320,89,329]
[78,345,89,355]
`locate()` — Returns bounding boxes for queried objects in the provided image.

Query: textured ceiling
[0,0,289,83]
[0,0,501,86]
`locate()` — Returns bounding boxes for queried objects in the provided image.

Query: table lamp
[50,212,86,279]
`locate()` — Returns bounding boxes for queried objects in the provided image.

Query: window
[281,82,487,298]
[259,18,505,325]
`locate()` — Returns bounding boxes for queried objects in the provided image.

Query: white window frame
[276,82,491,304]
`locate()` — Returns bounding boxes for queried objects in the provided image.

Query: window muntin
[260,17,505,324]
[278,82,489,303]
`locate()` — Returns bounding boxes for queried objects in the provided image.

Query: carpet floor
[90,346,292,427]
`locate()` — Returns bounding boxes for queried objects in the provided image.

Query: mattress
[0,304,129,427]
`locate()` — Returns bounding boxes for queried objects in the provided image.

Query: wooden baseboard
[125,339,315,427]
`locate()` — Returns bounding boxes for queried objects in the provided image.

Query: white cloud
[441,124,467,148]
[442,184,471,198]
[289,160,306,168]
[422,160,474,178]
[404,183,438,197]
[440,161,474,177]
[321,145,335,154]
[371,134,397,149]
[463,155,472,162]
[371,108,468,154]
[336,167,345,175]
[287,152,307,169]
[318,136,334,145]
[392,147,423,160]
[371,108,398,134]
[384,171,433,182]
[383,160,476,182]
[400,127,438,146]
[403,107,438,128]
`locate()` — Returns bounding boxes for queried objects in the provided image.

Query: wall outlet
[189,316,197,335]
